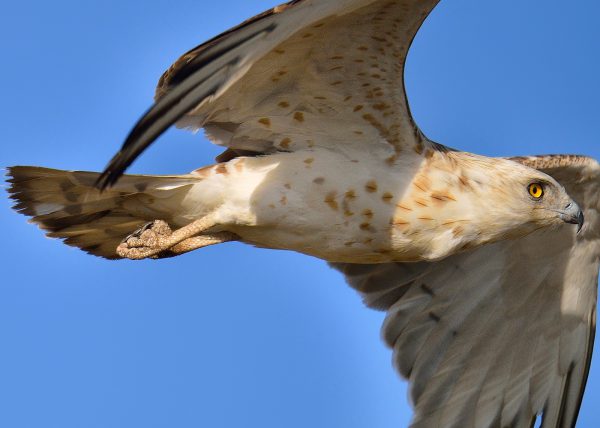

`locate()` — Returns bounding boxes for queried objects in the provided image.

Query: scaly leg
[117,216,237,260]
[151,232,239,259]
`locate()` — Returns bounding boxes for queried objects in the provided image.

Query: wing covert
[97,0,440,188]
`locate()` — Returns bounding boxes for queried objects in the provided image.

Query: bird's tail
[6,166,203,259]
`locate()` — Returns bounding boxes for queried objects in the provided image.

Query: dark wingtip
[94,103,161,191]
[95,153,127,191]
[95,16,281,191]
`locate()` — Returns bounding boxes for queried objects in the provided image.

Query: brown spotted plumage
[7,1,600,427]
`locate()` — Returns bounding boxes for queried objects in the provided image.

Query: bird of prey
[7,0,599,426]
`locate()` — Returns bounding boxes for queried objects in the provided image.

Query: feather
[7,166,201,259]
[332,155,600,427]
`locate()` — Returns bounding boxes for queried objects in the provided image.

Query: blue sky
[1,1,599,427]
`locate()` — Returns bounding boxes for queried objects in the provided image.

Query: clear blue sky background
[1,1,599,427]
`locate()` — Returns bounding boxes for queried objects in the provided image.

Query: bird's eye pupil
[528,183,544,199]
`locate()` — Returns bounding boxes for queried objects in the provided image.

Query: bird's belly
[232,222,398,263]
[210,149,462,263]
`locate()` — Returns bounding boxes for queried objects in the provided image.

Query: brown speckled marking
[344,95,353,102]
[418,216,434,221]
[258,118,271,127]
[344,195,355,214]
[280,138,292,149]
[307,140,315,148]
[331,81,343,86]
[360,223,376,232]
[425,149,435,159]
[354,130,364,135]
[294,112,305,122]
[381,192,393,203]
[215,164,228,175]
[268,204,276,209]
[354,105,364,112]
[452,226,465,237]
[365,180,378,193]
[431,191,457,203]
[274,49,285,55]
[391,218,410,227]
[324,192,339,211]
[314,96,327,100]
[396,203,412,211]
[413,175,431,192]
[278,101,290,108]
[234,159,245,172]
[415,199,429,207]
[344,241,356,247]
[302,32,314,38]
[313,177,325,185]
[414,141,424,155]
[134,182,148,192]
[373,102,391,111]
[362,209,374,219]
[304,158,314,166]
[442,219,466,226]
[344,190,356,200]
[386,155,398,165]
[363,238,374,245]
[284,183,292,190]
[280,196,288,206]
[458,175,472,189]
[362,114,391,145]
[343,204,355,217]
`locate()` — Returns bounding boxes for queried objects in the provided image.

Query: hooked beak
[560,202,584,233]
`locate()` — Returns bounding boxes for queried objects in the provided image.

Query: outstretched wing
[97,0,440,188]
[332,155,600,428]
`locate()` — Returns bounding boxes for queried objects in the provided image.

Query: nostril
[565,202,573,209]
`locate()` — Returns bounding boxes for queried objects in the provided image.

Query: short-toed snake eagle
[7,1,599,426]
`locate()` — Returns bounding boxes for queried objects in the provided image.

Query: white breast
[181,143,470,263]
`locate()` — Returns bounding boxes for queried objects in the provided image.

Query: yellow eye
[528,183,544,199]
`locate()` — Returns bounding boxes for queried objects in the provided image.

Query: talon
[118,220,173,259]
[122,221,156,244]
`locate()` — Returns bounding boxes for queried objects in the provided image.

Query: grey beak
[561,202,584,233]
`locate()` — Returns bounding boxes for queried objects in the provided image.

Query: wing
[97,0,440,188]
[332,155,600,428]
